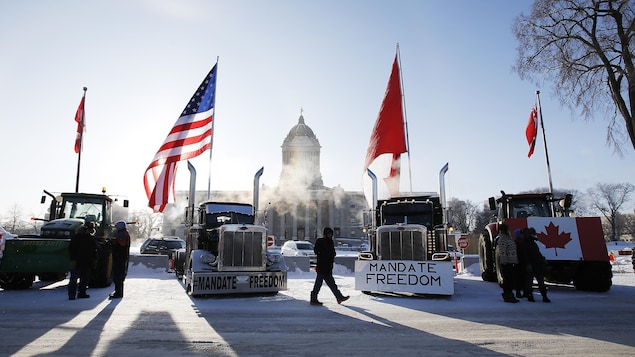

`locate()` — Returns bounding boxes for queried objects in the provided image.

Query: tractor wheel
[0,272,35,290]
[37,272,67,282]
[479,234,496,282]
[574,261,612,292]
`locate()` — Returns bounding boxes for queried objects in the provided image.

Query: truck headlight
[200,253,217,266]
[267,253,282,264]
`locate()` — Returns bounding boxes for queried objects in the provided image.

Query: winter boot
[526,293,535,302]
[540,289,551,303]
[502,292,518,303]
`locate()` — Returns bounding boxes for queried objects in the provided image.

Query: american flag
[74,94,86,153]
[144,64,218,212]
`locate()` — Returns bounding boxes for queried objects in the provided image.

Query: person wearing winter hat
[524,227,550,302]
[67,222,97,300]
[310,227,350,306]
[513,228,530,299]
[110,221,130,299]
[496,224,519,303]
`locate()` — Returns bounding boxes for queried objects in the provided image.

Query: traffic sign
[457,236,469,249]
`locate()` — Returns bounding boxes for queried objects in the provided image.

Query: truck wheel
[479,234,496,282]
[574,261,612,292]
[0,272,35,290]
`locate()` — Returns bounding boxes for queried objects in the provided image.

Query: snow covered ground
[0,243,634,356]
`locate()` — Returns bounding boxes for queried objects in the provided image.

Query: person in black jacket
[68,222,97,300]
[524,227,551,303]
[310,227,349,306]
[513,228,530,299]
[110,221,130,299]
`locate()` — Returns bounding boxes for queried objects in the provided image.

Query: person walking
[68,222,97,300]
[310,227,349,306]
[496,223,519,303]
[110,221,130,299]
[524,227,551,303]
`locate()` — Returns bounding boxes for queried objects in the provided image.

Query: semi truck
[478,191,612,292]
[355,164,455,296]
[173,163,287,296]
[0,189,128,289]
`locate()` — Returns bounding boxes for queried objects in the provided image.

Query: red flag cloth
[144,64,218,212]
[363,54,407,202]
[525,106,538,157]
[74,96,85,153]
[364,54,407,170]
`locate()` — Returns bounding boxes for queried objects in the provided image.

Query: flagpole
[536,90,554,195]
[396,43,413,193]
[75,87,87,193]
[207,57,219,200]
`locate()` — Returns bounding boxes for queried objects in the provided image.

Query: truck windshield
[61,197,104,222]
[510,200,551,218]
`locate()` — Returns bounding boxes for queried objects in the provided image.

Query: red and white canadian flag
[510,217,608,261]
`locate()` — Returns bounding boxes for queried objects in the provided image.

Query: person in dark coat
[513,228,530,299]
[110,221,130,299]
[310,227,349,306]
[68,222,97,300]
[524,227,551,302]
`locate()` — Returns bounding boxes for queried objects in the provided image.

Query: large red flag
[363,54,407,205]
[74,96,85,153]
[525,105,538,158]
[144,64,218,212]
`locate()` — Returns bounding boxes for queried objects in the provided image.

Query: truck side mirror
[41,196,46,204]
[563,194,572,209]
[488,197,496,211]
[123,200,129,208]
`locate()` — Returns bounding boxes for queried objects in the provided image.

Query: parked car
[281,240,317,265]
[139,237,186,257]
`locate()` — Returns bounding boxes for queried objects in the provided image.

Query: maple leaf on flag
[537,222,572,256]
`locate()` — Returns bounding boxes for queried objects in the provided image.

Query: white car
[281,240,317,265]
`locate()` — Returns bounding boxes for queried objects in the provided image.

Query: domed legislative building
[168,113,369,244]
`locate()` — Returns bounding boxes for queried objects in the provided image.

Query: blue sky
[1,0,634,218]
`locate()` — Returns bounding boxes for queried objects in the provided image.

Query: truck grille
[378,228,426,260]
[219,230,265,271]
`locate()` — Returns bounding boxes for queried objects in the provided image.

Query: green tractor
[0,190,128,290]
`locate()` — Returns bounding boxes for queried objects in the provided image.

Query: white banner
[355,260,454,296]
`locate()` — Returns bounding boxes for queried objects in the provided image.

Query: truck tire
[574,261,612,292]
[479,234,496,282]
[0,272,35,290]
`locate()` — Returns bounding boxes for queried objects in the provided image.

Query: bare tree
[622,212,635,239]
[587,182,635,240]
[1,204,28,234]
[448,198,480,234]
[513,0,635,152]
[128,209,163,242]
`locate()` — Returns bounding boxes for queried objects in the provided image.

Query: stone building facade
[165,113,369,244]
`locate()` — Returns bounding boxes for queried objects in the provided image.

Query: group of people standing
[495,223,551,303]
[67,220,130,300]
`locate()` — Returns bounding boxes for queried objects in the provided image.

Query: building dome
[279,113,323,189]
[283,114,318,144]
